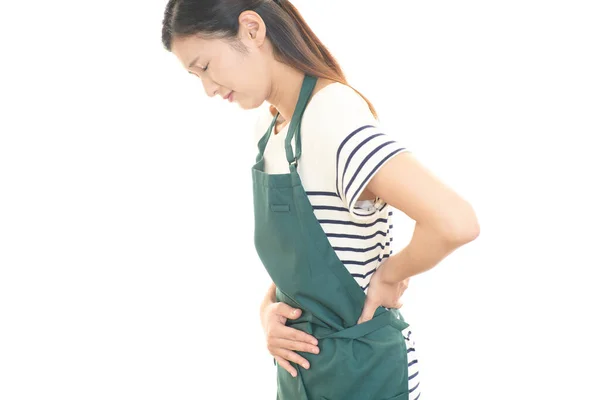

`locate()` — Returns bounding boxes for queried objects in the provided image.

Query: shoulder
[315,80,368,102]
[253,80,378,143]
[303,81,379,132]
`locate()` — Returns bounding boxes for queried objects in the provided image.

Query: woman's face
[171,13,272,110]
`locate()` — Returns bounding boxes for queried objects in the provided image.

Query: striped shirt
[253,81,411,293]
[254,81,421,399]
[404,326,422,399]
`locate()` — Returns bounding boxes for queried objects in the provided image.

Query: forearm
[380,222,472,284]
[259,282,277,331]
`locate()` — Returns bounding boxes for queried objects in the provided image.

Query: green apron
[252,74,412,400]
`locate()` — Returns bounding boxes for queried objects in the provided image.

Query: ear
[238,10,267,48]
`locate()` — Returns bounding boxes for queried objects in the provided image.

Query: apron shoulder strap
[255,111,279,164]
[254,74,318,168]
[285,75,318,171]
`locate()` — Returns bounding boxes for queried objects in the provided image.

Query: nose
[200,76,220,98]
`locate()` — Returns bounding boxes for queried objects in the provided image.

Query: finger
[275,348,311,370]
[276,303,302,320]
[357,298,379,325]
[278,325,319,346]
[271,337,320,355]
[274,355,297,378]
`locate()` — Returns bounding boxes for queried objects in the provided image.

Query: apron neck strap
[255,111,279,163]
[285,74,318,172]
[254,74,318,171]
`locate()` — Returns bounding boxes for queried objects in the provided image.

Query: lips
[225,91,234,102]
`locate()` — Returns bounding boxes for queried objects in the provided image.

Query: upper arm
[333,124,410,220]
[305,83,411,221]
[366,151,480,241]
[303,83,478,239]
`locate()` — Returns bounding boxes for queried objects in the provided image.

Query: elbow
[446,219,480,245]
[438,203,481,245]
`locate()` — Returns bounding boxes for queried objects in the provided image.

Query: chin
[238,98,263,111]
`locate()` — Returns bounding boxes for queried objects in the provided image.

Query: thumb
[357,298,379,325]
[277,303,302,319]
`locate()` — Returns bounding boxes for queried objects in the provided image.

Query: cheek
[249,74,271,105]
[238,56,269,96]
[221,52,269,106]
[214,53,244,89]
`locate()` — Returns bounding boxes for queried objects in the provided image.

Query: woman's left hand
[357,260,410,324]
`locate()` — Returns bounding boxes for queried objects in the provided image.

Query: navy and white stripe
[402,327,421,399]
[335,124,409,221]
[307,191,394,292]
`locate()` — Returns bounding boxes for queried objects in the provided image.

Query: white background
[1,0,599,399]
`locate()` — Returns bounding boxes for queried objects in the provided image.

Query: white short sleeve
[335,124,410,220]
[307,83,410,221]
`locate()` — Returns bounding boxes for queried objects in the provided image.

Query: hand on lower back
[357,261,409,325]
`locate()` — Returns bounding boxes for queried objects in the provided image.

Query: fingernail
[303,362,310,369]
[313,347,319,354]
[292,309,298,315]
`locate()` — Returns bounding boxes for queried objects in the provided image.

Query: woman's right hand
[260,302,320,377]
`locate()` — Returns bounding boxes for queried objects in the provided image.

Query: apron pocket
[318,308,396,340]
[270,203,290,212]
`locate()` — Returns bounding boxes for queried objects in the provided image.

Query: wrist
[260,284,276,312]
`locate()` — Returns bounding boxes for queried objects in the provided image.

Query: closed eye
[187,64,208,76]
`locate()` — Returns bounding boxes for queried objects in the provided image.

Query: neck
[267,62,306,124]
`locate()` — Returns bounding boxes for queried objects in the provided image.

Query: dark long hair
[162,0,378,119]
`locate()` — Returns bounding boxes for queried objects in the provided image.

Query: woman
[162,1,479,399]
